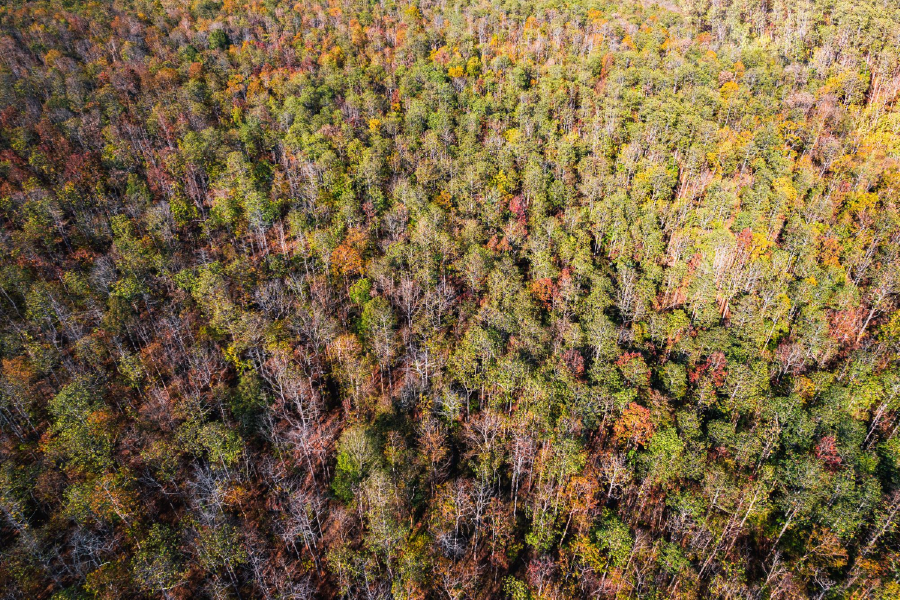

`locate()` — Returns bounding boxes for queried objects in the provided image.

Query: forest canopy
[1,0,900,598]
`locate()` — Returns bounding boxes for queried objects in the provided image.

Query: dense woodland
[1,0,900,597]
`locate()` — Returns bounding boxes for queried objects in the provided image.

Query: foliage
[0,0,899,597]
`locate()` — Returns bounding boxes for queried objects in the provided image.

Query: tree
[132,524,186,595]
